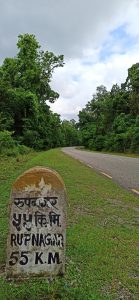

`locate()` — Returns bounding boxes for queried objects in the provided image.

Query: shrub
[22,130,44,150]
[5,145,31,157]
[5,147,20,157]
[95,135,105,151]
[130,128,139,153]
[0,131,32,156]
[88,139,95,150]
[0,131,15,153]
[17,145,31,155]
[104,133,115,151]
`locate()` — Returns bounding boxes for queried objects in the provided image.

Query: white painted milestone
[6,167,67,278]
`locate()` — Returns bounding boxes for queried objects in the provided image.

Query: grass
[0,149,139,299]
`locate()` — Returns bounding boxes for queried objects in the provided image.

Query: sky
[0,0,139,120]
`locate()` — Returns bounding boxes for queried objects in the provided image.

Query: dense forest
[78,64,139,153]
[0,33,139,155]
[0,34,81,154]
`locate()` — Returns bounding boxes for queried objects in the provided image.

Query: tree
[126,63,139,115]
[78,69,139,153]
[0,34,65,149]
[61,120,81,146]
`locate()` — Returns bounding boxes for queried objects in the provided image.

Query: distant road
[62,147,139,195]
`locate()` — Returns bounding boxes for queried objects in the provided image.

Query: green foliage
[104,133,115,151]
[17,144,31,155]
[0,34,80,150]
[3,145,31,157]
[0,130,31,156]
[130,117,139,152]
[22,129,44,150]
[79,63,139,153]
[0,112,14,131]
[1,34,139,152]
[0,34,69,150]
[0,149,139,299]
[126,63,139,115]
[4,147,20,157]
[61,119,82,147]
[0,131,15,152]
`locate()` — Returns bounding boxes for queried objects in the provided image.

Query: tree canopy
[0,34,80,150]
[78,64,139,153]
[0,33,139,154]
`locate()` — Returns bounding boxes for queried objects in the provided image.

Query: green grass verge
[0,149,139,299]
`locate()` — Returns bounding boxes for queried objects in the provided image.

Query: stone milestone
[6,166,67,278]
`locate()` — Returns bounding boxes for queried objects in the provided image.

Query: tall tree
[0,34,64,149]
[126,63,139,115]
[79,70,139,153]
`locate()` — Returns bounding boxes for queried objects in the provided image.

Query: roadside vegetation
[78,70,139,153]
[0,34,81,151]
[0,32,139,299]
[0,149,139,299]
[0,33,139,155]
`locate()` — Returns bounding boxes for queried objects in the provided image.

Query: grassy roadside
[0,149,139,299]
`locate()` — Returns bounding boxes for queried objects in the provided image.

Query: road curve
[62,147,139,193]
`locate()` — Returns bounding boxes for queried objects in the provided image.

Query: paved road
[62,147,139,194]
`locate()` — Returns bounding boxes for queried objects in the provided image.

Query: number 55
[9,251,29,266]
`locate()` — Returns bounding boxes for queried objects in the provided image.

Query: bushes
[4,146,31,157]
[88,135,105,151]
[0,130,31,156]
[104,133,115,151]
[17,145,31,155]
[0,131,15,153]
[22,130,44,150]
[81,118,139,154]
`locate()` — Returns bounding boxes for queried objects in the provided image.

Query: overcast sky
[1,0,139,120]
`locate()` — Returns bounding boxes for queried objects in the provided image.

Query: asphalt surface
[62,147,139,193]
